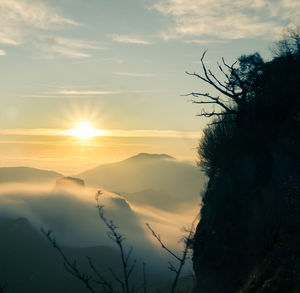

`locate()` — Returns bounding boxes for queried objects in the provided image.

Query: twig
[146,223,181,262]
[146,216,197,293]
[96,190,139,293]
[87,257,114,293]
[41,228,97,293]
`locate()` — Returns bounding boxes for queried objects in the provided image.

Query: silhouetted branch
[87,257,114,293]
[146,218,196,293]
[109,267,125,289]
[183,91,233,110]
[96,190,140,293]
[185,51,237,99]
[41,228,98,293]
[196,108,234,118]
[184,51,247,118]
[146,223,181,262]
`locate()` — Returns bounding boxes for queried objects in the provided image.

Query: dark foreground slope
[193,37,300,292]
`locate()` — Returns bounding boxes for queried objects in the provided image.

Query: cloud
[56,90,125,96]
[0,49,6,56]
[17,88,150,99]
[0,0,78,29]
[184,39,226,45]
[38,36,106,59]
[0,128,64,136]
[108,34,153,45]
[0,128,202,139]
[103,129,202,139]
[151,0,300,40]
[0,28,22,45]
[0,184,149,248]
[0,182,197,269]
[0,0,78,46]
[114,72,154,77]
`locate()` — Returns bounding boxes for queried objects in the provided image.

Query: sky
[0,0,299,174]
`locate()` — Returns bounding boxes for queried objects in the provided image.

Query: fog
[0,181,199,275]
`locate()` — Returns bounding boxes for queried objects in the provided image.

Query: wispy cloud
[103,129,202,139]
[0,49,6,56]
[151,0,300,40]
[19,88,148,99]
[0,128,202,139]
[108,34,152,45]
[0,0,78,46]
[184,39,226,45]
[37,36,106,59]
[56,90,124,96]
[114,72,154,77]
[0,128,63,136]
[0,0,100,58]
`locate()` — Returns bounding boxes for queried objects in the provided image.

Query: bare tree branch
[146,218,196,293]
[96,190,139,293]
[185,51,237,100]
[87,257,114,293]
[41,228,97,293]
[184,51,250,118]
[146,223,181,262]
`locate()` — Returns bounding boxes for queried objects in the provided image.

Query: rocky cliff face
[193,116,300,292]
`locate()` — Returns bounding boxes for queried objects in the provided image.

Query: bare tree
[184,51,263,119]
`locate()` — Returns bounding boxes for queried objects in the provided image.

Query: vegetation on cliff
[194,31,300,177]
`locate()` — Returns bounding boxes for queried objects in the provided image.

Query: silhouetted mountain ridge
[125,153,175,161]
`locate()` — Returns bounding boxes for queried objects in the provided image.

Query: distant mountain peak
[127,153,175,161]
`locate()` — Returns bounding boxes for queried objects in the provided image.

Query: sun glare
[65,122,103,139]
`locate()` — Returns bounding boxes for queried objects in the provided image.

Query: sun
[64,122,102,139]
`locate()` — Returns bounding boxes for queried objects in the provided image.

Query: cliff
[192,36,300,292]
[193,122,300,292]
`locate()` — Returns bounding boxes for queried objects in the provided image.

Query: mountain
[0,167,62,184]
[77,153,206,210]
